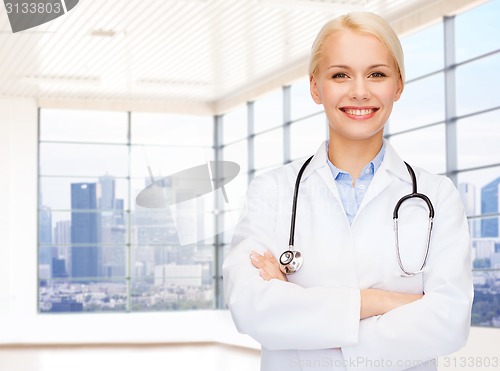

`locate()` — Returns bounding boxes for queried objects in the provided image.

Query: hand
[250,250,288,282]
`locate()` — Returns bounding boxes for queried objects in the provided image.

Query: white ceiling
[0,0,486,115]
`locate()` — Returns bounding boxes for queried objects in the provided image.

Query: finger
[250,251,264,268]
[261,257,281,275]
[262,262,286,282]
[260,268,280,281]
[263,251,280,265]
[259,268,271,280]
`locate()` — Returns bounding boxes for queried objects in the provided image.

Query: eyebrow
[327,64,391,70]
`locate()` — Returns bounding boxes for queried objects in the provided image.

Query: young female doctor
[223,12,473,371]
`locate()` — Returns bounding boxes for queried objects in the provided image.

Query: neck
[328,135,383,181]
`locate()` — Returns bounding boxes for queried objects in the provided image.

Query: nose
[349,78,370,100]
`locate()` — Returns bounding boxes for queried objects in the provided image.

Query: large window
[39,110,216,312]
[388,0,500,328]
[451,0,500,328]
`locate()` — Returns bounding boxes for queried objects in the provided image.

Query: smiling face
[310,29,403,146]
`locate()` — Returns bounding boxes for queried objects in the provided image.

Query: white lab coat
[223,140,473,371]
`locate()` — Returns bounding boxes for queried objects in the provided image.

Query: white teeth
[344,108,374,116]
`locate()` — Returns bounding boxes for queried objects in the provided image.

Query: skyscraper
[98,174,115,210]
[39,206,53,266]
[54,220,71,276]
[458,183,478,238]
[481,177,500,238]
[71,183,101,280]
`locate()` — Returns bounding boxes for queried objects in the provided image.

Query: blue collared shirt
[326,143,386,224]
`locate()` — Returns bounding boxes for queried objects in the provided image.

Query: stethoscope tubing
[288,155,314,248]
[283,157,435,277]
[393,162,435,277]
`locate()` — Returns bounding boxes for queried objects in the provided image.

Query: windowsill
[0,310,260,350]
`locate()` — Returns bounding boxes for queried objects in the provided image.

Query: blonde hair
[309,12,405,84]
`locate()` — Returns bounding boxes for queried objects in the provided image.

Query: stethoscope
[279,156,435,278]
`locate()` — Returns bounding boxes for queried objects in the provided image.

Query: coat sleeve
[341,176,474,370]
[223,170,361,350]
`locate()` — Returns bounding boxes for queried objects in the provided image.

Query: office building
[71,183,101,279]
[481,177,500,238]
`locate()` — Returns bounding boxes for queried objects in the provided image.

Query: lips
[340,107,379,119]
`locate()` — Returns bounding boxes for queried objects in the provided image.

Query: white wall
[0,97,38,318]
[0,98,498,368]
[441,327,500,370]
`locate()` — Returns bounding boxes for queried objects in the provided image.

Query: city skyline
[39,173,214,312]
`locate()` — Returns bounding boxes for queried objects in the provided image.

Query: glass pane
[254,127,283,170]
[39,280,127,313]
[39,143,129,177]
[457,109,500,170]
[456,53,500,117]
[223,208,245,244]
[291,78,323,120]
[39,246,127,280]
[224,140,248,174]
[389,73,445,134]
[253,89,283,134]
[131,206,215,247]
[131,145,214,181]
[456,0,500,63]
[39,176,129,210]
[131,245,213,276]
[290,113,327,161]
[457,166,500,223]
[40,109,128,144]
[472,270,500,327]
[223,105,247,144]
[131,174,217,234]
[39,209,127,280]
[471,215,500,254]
[40,211,128,246]
[131,279,214,311]
[222,170,248,211]
[387,125,446,174]
[131,209,180,245]
[132,112,213,146]
[131,245,214,311]
[401,22,444,81]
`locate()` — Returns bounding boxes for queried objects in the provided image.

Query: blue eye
[370,72,386,78]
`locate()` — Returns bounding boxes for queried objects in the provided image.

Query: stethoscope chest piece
[279,250,303,274]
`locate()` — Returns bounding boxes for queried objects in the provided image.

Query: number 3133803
[5,2,62,14]
[442,356,499,368]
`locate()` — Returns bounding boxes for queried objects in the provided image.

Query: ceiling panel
[0,0,487,114]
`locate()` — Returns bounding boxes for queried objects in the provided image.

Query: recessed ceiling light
[90,29,116,37]
[259,0,367,11]
[136,79,210,87]
[23,75,101,85]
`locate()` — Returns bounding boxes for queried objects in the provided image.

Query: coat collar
[300,139,412,185]
[297,139,414,222]
[379,139,413,184]
[299,141,329,182]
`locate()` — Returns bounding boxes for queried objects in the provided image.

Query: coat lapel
[357,139,412,214]
[301,141,344,205]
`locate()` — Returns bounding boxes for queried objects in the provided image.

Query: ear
[310,75,322,104]
[394,78,404,102]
